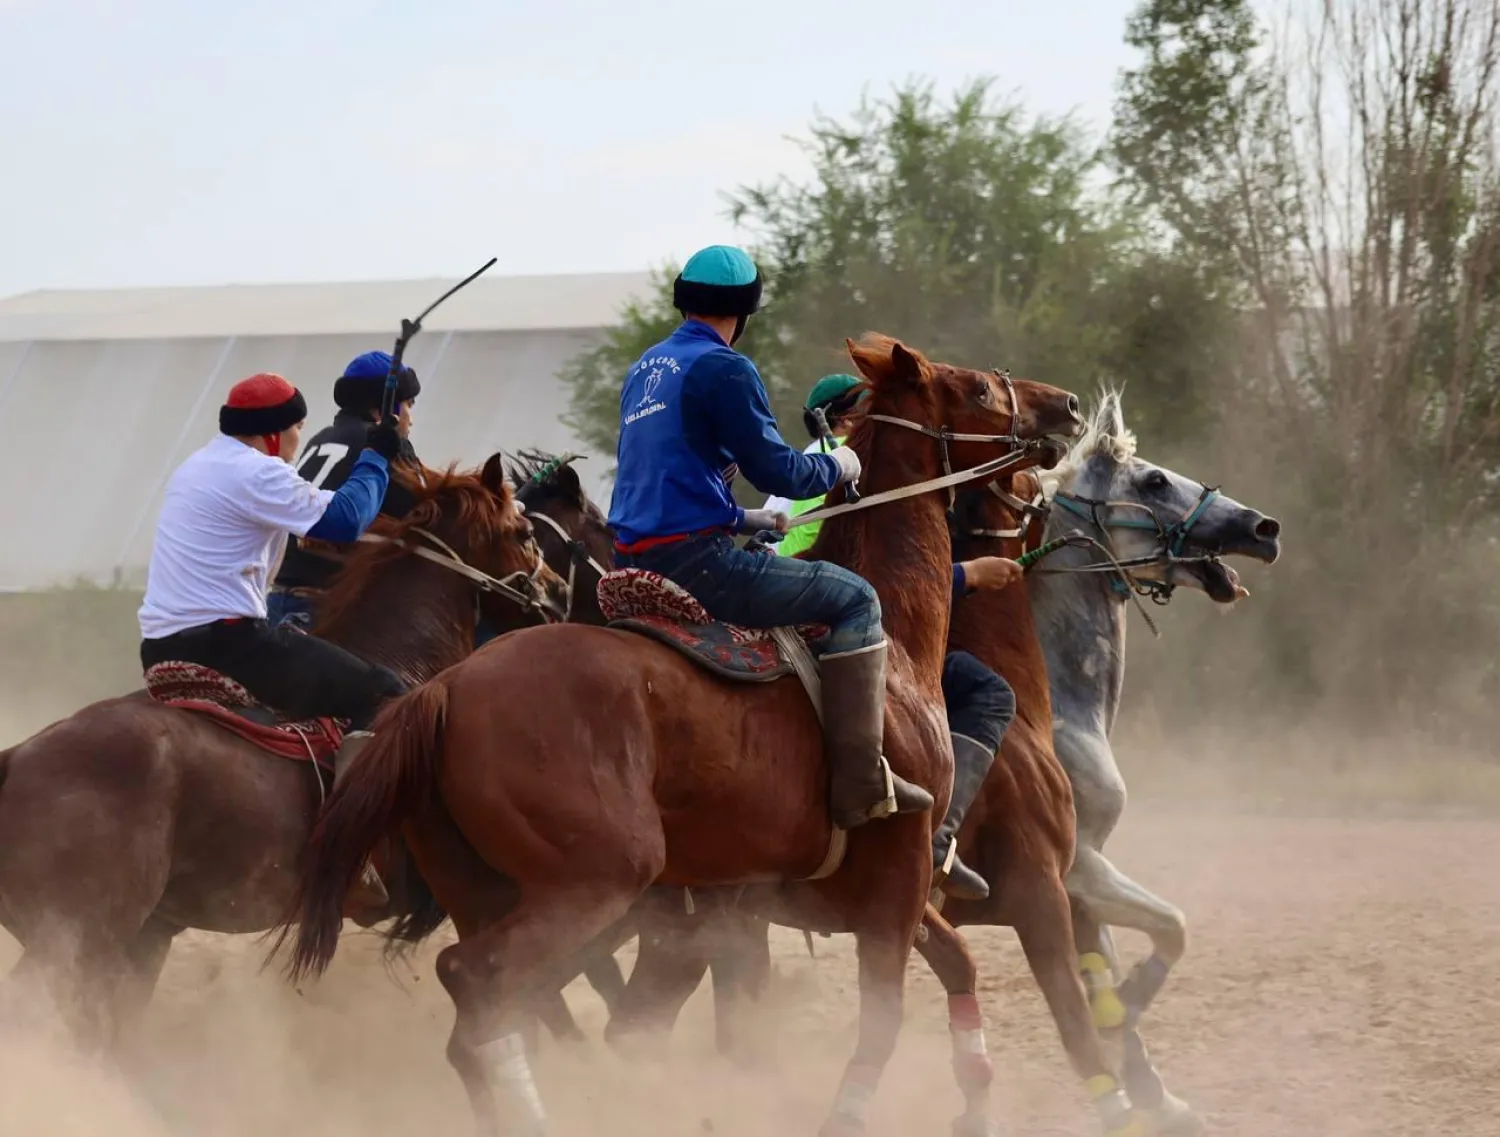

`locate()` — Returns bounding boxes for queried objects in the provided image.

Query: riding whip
[382,257,499,419]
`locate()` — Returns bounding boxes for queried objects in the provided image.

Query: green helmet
[805,373,863,411]
[802,373,866,440]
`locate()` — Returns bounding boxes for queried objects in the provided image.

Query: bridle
[528,508,610,622]
[1046,482,1222,604]
[786,369,1049,531]
[356,522,562,624]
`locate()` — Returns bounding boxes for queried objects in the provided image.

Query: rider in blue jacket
[610,245,933,830]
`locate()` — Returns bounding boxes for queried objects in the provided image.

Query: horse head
[316,458,570,660]
[1043,391,1282,604]
[506,449,616,625]
[841,334,1083,483]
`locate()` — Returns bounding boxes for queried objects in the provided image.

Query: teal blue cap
[680,245,759,287]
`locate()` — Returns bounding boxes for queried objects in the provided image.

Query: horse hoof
[951,1115,999,1137]
[1142,1093,1205,1137]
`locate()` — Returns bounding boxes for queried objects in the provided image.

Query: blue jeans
[617,535,883,657]
[942,650,1015,753]
[266,590,316,630]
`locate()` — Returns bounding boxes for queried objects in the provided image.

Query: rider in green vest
[763,372,1022,901]
[761,373,866,558]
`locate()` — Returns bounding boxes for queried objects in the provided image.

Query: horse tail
[274,680,450,982]
[0,746,10,795]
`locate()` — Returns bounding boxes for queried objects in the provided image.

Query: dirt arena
[1,803,1493,1137]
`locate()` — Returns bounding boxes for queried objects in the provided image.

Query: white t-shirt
[138,434,336,639]
[763,438,832,514]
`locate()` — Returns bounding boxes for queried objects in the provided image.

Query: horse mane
[506,448,586,507]
[806,332,941,594]
[314,461,518,635]
[1039,386,1136,499]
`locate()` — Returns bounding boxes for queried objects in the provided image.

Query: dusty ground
[0,805,1493,1137]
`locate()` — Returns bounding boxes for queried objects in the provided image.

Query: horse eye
[1143,471,1170,492]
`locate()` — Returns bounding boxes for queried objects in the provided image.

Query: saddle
[143,661,346,768]
[598,568,826,689]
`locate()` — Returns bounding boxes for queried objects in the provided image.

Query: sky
[0,0,1140,298]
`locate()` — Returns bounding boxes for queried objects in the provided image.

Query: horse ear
[889,342,925,384]
[480,453,507,494]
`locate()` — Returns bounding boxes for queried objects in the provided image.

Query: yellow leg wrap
[1088,1074,1144,1137]
[1080,953,1128,1030]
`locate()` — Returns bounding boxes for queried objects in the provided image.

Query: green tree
[562,79,1189,467]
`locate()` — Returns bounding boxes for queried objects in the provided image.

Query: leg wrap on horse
[933,652,1014,900]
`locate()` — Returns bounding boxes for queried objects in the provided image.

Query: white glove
[739,509,790,534]
[830,445,863,486]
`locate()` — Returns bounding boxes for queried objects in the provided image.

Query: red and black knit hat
[219,373,308,437]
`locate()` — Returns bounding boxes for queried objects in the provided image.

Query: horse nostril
[1255,516,1281,540]
[1066,394,1081,420]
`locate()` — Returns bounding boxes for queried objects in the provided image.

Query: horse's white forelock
[1039,386,1137,499]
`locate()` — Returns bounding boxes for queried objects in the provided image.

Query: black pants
[942,649,1016,753]
[141,618,407,732]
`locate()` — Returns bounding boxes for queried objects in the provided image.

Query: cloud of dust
[0,922,1082,1137]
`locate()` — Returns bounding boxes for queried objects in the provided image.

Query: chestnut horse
[276,335,1083,1137]
[589,465,1130,1137]
[0,456,565,1056]
[582,394,1283,1137]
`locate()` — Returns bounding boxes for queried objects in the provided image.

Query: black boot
[932,733,996,901]
[819,642,934,829]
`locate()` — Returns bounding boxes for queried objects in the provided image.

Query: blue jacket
[609,321,841,546]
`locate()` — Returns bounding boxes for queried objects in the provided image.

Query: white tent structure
[0,272,653,591]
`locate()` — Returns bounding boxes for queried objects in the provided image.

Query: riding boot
[932,733,997,901]
[332,730,390,909]
[820,642,935,829]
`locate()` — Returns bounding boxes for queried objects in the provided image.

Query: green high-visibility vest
[776,435,846,557]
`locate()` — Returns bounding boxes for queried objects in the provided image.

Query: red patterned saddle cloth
[144,661,345,768]
[596,569,828,683]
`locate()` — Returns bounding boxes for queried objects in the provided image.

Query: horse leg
[439,880,650,1137]
[581,950,627,1016]
[707,908,773,1066]
[1072,902,1203,1137]
[529,990,585,1045]
[820,841,929,1137]
[1011,870,1144,1137]
[1068,844,1201,1129]
[604,902,712,1062]
[913,905,997,1137]
[1068,845,1186,1023]
[111,915,180,1055]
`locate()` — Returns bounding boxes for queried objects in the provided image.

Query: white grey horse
[1027,390,1281,1134]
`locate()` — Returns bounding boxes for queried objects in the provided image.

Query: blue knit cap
[334,350,420,412]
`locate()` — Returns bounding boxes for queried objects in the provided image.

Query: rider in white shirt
[138,372,406,906]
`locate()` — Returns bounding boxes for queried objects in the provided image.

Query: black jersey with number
[273,411,422,591]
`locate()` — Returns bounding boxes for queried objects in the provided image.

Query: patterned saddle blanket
[144,662,345,768]
[597,569,827,685]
